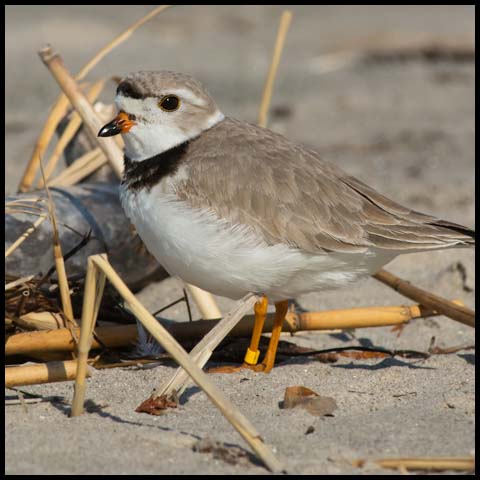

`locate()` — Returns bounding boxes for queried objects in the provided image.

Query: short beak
[98,111,136,137]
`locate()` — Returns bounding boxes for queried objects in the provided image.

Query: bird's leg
[257,300,289,373]
[207,295,268,373]
[243,295,269,367]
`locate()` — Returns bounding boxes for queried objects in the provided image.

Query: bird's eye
[158,95,180,112]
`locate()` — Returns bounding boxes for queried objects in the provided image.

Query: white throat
[121,110,224,162]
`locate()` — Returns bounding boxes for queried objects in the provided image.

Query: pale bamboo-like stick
[47,148,107,187]
[374,269,474,328]
[184,284,222,320]
[5,360,88,387]
[71,256,106,416]
[372,456,475,472]
[18,95,71,192]
[4,275,35,292]
[18,5,171,192]
[257,10,293,128]
[39,162,75,326]
[153,293,258,399]
[5,214,47,258]
[38,47,124,178]
[37,79,107,188]
[5,301,462,356]
[78,254,283,473]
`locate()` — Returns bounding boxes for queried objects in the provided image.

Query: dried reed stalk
[5,301,459,356]
[374,269,474,327]
[37,79,107,188]
[153,293,258,399]
[4,275,35,292]
[184,283,222,320]
[5,213,47,258]
[5,360,88,387]
[38,47,124,178]
[70,254,283,472]
[352,456,475,472]
[40,162,75,326]
[18,5,171,192]
[257,10,293,128]
[71,256,106,416]
[47,148,107,187]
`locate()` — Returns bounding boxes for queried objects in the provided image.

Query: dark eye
[158,95,180,112]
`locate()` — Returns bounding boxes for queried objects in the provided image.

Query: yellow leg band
[244,347,260,365]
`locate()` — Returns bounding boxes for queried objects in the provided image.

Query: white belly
[120,185,396,301]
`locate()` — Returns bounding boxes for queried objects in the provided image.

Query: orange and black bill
[98,111,136,137]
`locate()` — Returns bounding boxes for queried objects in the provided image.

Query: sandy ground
[5,5,475,475]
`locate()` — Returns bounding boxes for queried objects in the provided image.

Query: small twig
[257,10,293,128]
[47,148,107,187]
[370,456,474,472]
[373,269,475,328]
[39,161,75,326]
[5,214,48,258]
[4,275,35,292]
[37,78,107,188]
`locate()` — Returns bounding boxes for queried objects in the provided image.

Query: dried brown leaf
[135,394,178,415]
[282,386,337,417]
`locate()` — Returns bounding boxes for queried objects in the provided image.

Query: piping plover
[99,70,475,373]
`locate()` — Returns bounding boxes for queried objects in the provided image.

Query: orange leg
[243,295,269,366]
[208,297,289,374]
[208,295,268,374]
[258,300,289,373]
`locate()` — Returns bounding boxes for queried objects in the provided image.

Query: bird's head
[98,70,224,162]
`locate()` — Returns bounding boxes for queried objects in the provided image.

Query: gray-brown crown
[116,70,212,101]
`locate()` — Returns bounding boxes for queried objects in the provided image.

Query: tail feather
[428,219,475,246]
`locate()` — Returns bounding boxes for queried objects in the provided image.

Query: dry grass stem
[39,161,75,326]
[257,10,293,128]
[5,214,47,258]
[4,275,35,292]
[17,95,71,192]
[76,5,171,81]
[374,269,475,327]
[5,360,88,387]
[153,293,258,399]
[71,256,106,416]
[47,148,107,187]
[37,79,107,188]
[18,6,171,192]
[364,456,475,472]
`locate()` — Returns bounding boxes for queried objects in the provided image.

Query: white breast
[120,183,396,301]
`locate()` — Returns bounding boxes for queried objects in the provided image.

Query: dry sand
[5,5,475,475]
